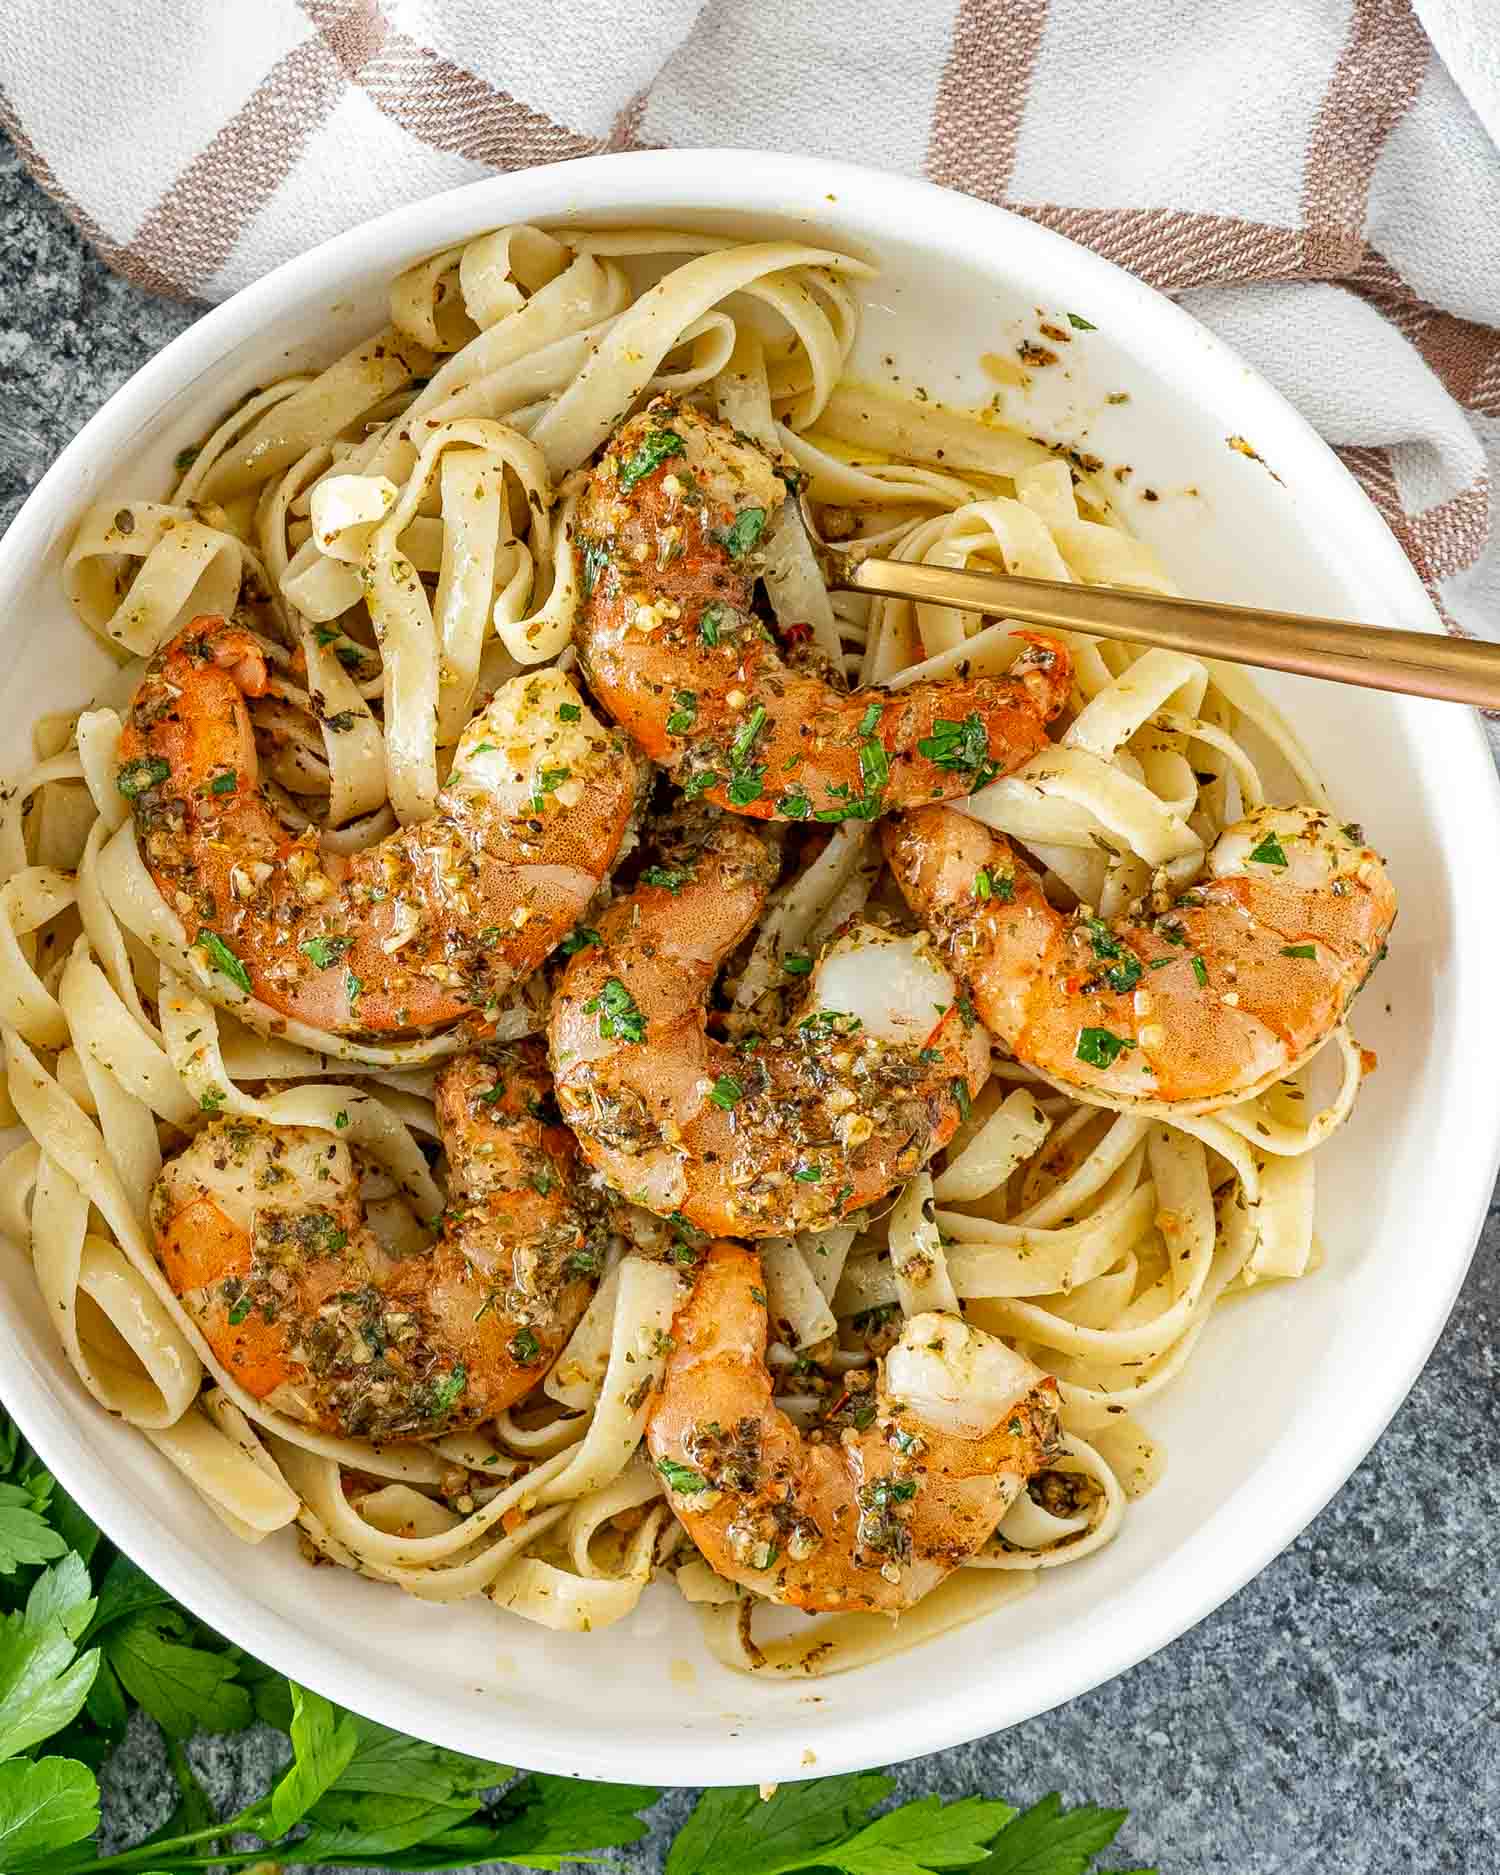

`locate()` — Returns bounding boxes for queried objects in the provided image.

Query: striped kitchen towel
[1,0,1497,646]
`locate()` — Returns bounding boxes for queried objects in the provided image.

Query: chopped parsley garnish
[715,506,767,559]
[334,1109,349,1129]
[682,768,720,800]
[586,977,646,1043]
[1248,832,1289,868]
[509,1327,542,1364]
[916,712,996,789]
[782,952,812,976]
[558,702,581,723]
[578,537,610,598]
[226,1294,253,1326]
[116,757,170,800]
[856,701,883,737]
[1281,943,1317,959]
[196,930,251,995]
[730,704,767,767]
[1066,311,1097,330]
[793,1164,823,1182]
[726,772,764,807]
[313,625,340,647]
[1191,954,1209,986]
[297,1212,347,1254]
[430,1364,468,1410]
[867,1477,918,1506]
[995,872,1016,902]
[1085,917,1141,993]
[666,690,698,735]
[174,444,200,473]
[477,1080,506,1105]
[657,1456,710,1495]
[858,733,889,808]
[708,1075,744,1109]
[1076,1026,1135,1069]
[299,934,351,969]
[207,770,237,795]
[798,1009,861,1039]
[559,925,601,956]
[974,868,993,900]
[952,1077,971,1123]
[531,765,570,810]
[345,970,363,1007]
[617,426,685,493]
[199,1088,224,1112]
[641,865,692,893]
[531,1168,554,1197]
[779,790,812,819]
[699,603,728,647]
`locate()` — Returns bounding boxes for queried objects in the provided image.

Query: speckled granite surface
[1,132,1497,1874]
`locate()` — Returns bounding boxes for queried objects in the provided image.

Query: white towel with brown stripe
[2,0,1498,650]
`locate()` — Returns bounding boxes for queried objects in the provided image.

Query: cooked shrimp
[884,802,1397,1108]
[573,399,1072,822]
[548,807,990,1234]
[152,1045,604,1439]
[648,1241,1060,1612]
[118,615,646,1036]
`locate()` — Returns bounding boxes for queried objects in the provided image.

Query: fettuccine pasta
[0,224,1374,1677]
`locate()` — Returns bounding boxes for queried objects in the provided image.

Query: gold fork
[818,548,1500,709]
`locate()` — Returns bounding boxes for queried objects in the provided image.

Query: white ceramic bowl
[3,151,1498,1786]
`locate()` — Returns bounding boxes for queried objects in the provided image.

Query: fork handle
[835,556,1500,709]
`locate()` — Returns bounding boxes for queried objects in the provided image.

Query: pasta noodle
[0,223,1374,1676]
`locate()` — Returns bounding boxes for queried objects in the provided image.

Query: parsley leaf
[1248,832,1289,867]
[0,1485,67,1577]
[665,1771,894,1873]
[104,1612,250,1739]
[708,1074,744,1109]
[0,1756,99,1867]
[0,1560,101,1760]
[831,1792,1019,1870]
[559,925,601,957]
[968,1792,1138,1873]
[261,1683,361,1837]
[1281,942,1317,959]
[458,1771,657,1867]
[1066,311,1098,331]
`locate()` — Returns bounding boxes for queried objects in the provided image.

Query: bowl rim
[3,146,1499,1786]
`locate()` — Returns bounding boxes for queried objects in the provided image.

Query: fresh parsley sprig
[0,1406,1152,1874]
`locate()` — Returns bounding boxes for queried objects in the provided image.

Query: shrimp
[573,399,1073,823]
[548,807,990,1235]
[151,1044,605,1439]
[648,1241,1060,1612]
[117,615,646,1036]
[883,802,1397,1108]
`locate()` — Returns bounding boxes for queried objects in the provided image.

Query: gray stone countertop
[1,133,1497,1875]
